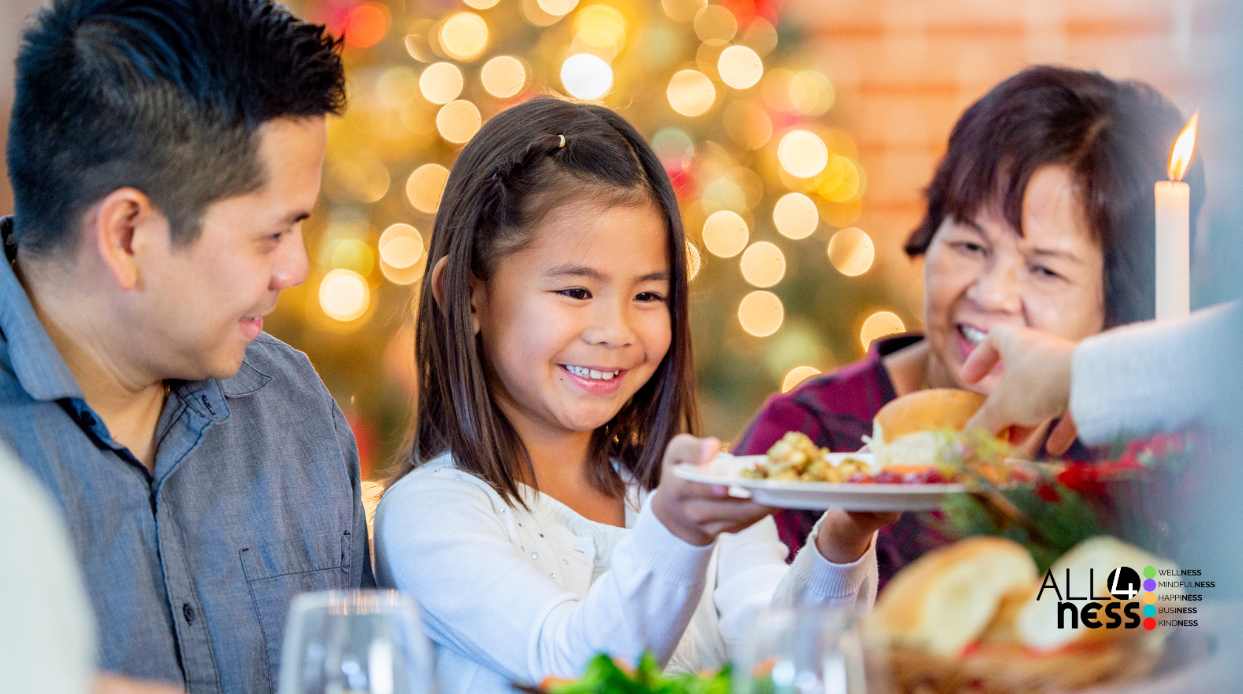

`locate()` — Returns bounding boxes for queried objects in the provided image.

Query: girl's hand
[814,510,898,563]
[651,434,773,546]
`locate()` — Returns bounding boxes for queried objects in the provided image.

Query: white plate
[672,453,967,512]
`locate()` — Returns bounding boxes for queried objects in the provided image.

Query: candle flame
[1167,111,1199,182]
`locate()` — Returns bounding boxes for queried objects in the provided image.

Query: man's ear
[430,255,482,335]
[87,187,168,290]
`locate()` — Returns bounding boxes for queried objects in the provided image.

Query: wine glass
[732,606,872,694]
[278,590,436,694]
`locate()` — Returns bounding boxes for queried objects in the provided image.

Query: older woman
[733,65,1205,583]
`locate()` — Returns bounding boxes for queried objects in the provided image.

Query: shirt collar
[0,217,84,401]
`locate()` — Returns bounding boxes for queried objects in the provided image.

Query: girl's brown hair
[392,97,698,506]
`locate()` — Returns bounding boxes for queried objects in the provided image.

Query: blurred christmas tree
[274,0,914,478]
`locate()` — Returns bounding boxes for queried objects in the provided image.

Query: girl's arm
[374,470,714,685]
[712,515,878,658]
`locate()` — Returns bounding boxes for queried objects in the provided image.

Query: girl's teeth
[566,365,618,381]
[962,326,987,345]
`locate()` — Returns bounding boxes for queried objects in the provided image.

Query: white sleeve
[374,473,713,684]
[1071,301,1242,445]
[713,515,877,657]
[1,445,96,694]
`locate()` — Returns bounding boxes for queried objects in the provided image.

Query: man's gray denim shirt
[0,217,375,693]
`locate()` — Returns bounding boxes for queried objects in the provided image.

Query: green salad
[544,653,732,694]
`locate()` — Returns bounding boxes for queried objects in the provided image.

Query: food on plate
[866,536,1176,692]
[739,389,1024,485]
[739,431,872,482]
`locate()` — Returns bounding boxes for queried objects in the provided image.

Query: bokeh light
[379,223,425,269]
[537,0,580,16]
[439,12,489,62]
[777,129,829,178]
[329,238,376,277]
[789,70,836,116]
[686,241,703,281]
[741,18,779,56]
[520,0,561,27]
[827,227,875,276]
[573,4,627,58]
[481,55,527,98]
[701,175,746,213]
[419,62,464,104]
[717,45,764,90]
[667,69,716,117]
[772,192,819,240]
[782,366,821,393]
[652,127,696,167]
[560,53,614,100]
[406,164,450,214]
[662,0,705,22]
[701,210,749,258]
[859,311,906,351]
[344,2,390,50]
[818,154,863,202]
[740,241,786,288]
[319,269,371,323]
[694,5,737,45]
[436,99,482,144]
[464,0,500,8]
[738,290,784,337]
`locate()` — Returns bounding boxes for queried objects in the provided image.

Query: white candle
[1154,180,1190,321]
[1154,111,1198,322]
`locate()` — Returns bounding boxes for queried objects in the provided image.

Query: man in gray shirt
[1,1,373,691]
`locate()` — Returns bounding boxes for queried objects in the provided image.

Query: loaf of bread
[870,536,1037,657]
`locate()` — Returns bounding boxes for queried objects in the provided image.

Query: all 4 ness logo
[1036,564,1160,631]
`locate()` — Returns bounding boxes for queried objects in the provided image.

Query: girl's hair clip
[557,134,567,149]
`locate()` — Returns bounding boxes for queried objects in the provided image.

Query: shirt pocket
[240,529,354,690]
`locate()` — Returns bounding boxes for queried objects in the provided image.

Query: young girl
[375,98,888,694]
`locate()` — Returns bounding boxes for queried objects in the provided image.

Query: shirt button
[182,603,196,625]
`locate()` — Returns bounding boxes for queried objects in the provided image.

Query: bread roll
[873,388,985,443]
[871,537,1037,657]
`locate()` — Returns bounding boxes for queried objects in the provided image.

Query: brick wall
[784,0,1235,317]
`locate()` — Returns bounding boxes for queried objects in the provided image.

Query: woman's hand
[651,435,773,546]
[813,510,898,563]
[961,325,1078,455]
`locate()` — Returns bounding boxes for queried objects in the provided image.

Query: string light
[778,129,829,178]
[738,290,784,337]
[481,56,527,98]
[859,311,906,351]
[319,269,371,323]
[405,164,450,214]
[827,227,875,277]
[782,366,821,393]
[740,241,786,288]
[772,192,819,240]
[419,62,464,104]
[702,210,749,258]
[560,53,614,100]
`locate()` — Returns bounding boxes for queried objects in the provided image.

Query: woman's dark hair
[906,65,1206,327]
[6,0,345,256]
[395,97,698,506]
